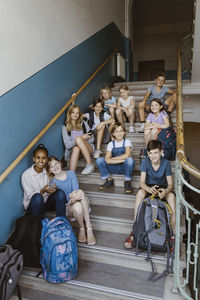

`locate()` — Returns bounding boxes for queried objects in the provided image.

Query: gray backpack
[132,195,174,281]
[0,244,23,300]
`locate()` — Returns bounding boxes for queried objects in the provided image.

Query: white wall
[0,0,125,96]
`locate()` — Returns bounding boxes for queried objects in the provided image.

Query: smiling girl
[96,122,135,194]
[47,156,96,246]
[62,105,95,175]
[84,99,114,159]
[144,98,170,147]
[21,144,66,218]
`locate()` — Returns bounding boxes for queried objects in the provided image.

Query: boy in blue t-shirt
[124,139,175,249]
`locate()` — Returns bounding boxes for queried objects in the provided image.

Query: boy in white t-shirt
[96,122,135,194]
[84,99,114,159]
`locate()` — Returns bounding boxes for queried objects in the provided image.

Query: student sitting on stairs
[96,122,135,194]
[83,99,114,159]
[62,104,95,175]
[116,84,135,133]
[47,156,96,246]
[21,144,66,219]
[99,85,116,119]
[124,140,176,249]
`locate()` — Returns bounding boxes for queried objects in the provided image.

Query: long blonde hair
[65,105,83,131]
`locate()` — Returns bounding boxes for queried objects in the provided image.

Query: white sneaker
[129,126,135,133]
[81,164,95,175]
[94,149,102,159]
[139,122,145,133]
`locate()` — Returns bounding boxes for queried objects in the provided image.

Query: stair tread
[22,259,165,299]
[78,229,166,260]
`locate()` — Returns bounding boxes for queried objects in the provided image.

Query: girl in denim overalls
[96,122,134,194]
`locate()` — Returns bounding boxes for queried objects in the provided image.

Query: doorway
[138,60,165,81]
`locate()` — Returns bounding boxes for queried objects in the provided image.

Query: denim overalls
[96,139,135,181]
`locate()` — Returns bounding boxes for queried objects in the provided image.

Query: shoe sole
[125,190,133,194]
[99,185,114,190]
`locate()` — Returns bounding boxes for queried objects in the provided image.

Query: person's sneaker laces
[129,126,135,133]
[99,179,114,190]
[94,149,102,159]
[139,122,145,133]
[81,164,95,175]
[124,181,133,194]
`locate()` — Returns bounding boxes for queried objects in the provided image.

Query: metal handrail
[0,48,117,184]
[176,40,200,179]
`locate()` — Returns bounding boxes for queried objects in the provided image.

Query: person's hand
[158,188,166,199]
[148,185,159,195]
[96,122,105,130]
[82,133,90,139]
[41,184,57,194]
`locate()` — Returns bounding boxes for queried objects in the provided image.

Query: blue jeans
[26,189,67,218]
[96,157,135,181]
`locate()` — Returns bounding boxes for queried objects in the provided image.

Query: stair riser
[91,217,133,234]
[87,193,135,209]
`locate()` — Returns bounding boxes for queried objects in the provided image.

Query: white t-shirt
[21,165,50,209]
[107,139,133,152]
[85,111,111,130]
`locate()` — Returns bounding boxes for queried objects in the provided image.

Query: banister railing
[173,40,200,299]
[0,48,117,184]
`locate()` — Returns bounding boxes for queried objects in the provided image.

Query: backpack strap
[88,110,94,129]
[112,140,115,149]
[82,121,87,134]
[149,196,160,230]
[100,110,105,122]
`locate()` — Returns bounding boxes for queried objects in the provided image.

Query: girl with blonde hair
[62,105,95,175]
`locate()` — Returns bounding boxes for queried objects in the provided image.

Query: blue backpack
[157,127,176,161]
[40,217,78,283]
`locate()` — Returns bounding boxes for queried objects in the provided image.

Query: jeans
[96,157,135,181]
[26,189,67,218]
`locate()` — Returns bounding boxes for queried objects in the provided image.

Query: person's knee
[109,107,114,114]
[125,157,135,168]
[75,136,83,144]
[31,193,44,206]
[138,102,145,110]
[54,189,66,203]
[96,157,105,167]
[72,146,80,153]
[116,109,121,116]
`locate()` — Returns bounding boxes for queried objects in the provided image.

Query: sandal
[124,232,135,249]
[86,227,96,246]
[78,227,86,243]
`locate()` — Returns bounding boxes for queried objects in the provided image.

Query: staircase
[14,80,186,300]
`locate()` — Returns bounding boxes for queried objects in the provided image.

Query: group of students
[21,72,176,253]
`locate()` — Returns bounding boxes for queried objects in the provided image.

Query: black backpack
[0,244,23,300]
[7,215,42,268]
[132,195,174,281]
[87,109,105,129]
[157,127,176,161]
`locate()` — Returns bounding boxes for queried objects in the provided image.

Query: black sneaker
[99,179,114,190]
[124,181,133,194]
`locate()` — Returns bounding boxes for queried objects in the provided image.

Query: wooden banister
[176,40,200,179]
[0,48,117,184]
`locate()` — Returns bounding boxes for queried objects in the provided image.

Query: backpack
[7,215,42,268]
[132,195,174,281]
[157,127,176,160]
[0,244,23,300]
[87,109,105,129]
[40,217,78,283]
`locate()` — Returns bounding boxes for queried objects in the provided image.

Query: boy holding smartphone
[124,139,175,248]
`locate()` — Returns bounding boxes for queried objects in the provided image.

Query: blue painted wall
[0,22,125,244]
